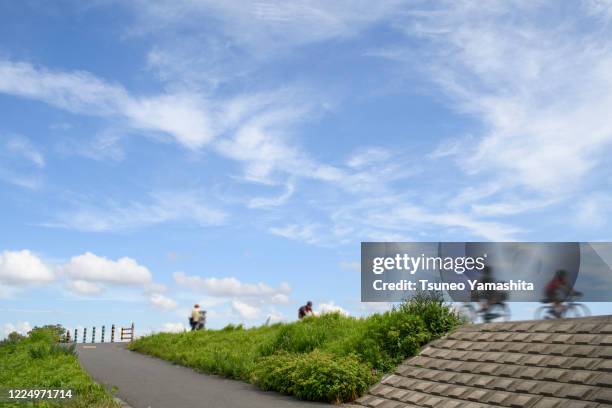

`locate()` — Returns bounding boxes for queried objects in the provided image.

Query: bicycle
[534,293,590,319]
[460,301,511,323]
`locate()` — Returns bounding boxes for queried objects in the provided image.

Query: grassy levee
[129,293,462,404]
[0,326,119,408]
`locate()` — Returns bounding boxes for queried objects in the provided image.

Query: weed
[0,326,119,408]
[130,295,461,403]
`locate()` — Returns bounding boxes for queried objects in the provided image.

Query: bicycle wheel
[535,305,553,320]
[564,303,591,318]
[484,303,510,322]
[459,304,477,323]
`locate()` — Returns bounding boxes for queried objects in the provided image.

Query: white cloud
[381,204,522,241]
[231,300,261,320]
[214,103,337,185]
[66,280,103,295]
[144,282,168,293]
[173,271,291,300]
[248,182,294,208]
[0,250,54,286]
[131,0,404,51]
[358,302,393,314]
[149,293,178,310]
[45,191,227,232]
[4,136,45,167]
[270,294,290,304]
[160,322,187,333]
[573,193,612,229]
[268,223,320,244]
[275,193,522,246]
[60,252,152,285]
[0,60,214,149]
[585,0,612,19]
[470,197,561,217]
[0,135,45,189]
[400,2,612,195]
[2,321,32,338]
[317,301,348,315]
[347,147,391,168]
[428,136,472,159]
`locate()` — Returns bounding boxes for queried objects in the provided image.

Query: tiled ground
[348,316,612,408]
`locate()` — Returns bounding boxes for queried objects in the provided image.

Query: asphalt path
[77,343,330,408]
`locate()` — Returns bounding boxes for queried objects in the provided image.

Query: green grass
[130,293,462,403]
[0,326,119,408]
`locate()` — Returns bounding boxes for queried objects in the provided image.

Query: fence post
[101,325,105,343]
[82,328,87,343]
[111,324,115,343]
[131,322,135,341]
[74,329,78,344]
[91,327,96,343]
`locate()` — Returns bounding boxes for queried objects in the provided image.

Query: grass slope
[130,294,462,403]
[0,326,119,408]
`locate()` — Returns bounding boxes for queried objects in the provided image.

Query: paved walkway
[77,343,329,408]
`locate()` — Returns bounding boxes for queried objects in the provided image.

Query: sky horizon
[2,1,612,337]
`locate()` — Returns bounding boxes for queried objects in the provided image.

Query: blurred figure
[478,266,495,311]
[189,304,200,331]
[196,310,206,330]
[478,266,508,321]
[298,301,313,319]
[544,269,580,318]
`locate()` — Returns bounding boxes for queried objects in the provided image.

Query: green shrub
[221,323,244,331]
[354,310,429,371]
[252,351,373,403]
[401,291,461,338]
[0,325,118,408]
[131,296,462,403]
[28,325,66,343]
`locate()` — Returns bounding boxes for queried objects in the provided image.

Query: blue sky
[2,1,612,336]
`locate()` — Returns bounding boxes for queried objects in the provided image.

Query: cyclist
[543,269,580,318]
[298,301,313,319]
[477,266,508,322]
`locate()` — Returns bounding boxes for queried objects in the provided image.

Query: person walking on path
[189,304,201,330]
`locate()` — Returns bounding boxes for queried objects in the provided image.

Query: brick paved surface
[348,316,612,408]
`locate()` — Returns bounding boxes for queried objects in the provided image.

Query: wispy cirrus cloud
[0,60,214,149]
[130,0,405,51]
[0,135,45,189]
[396,1,612,196]
[42,190,227,232]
